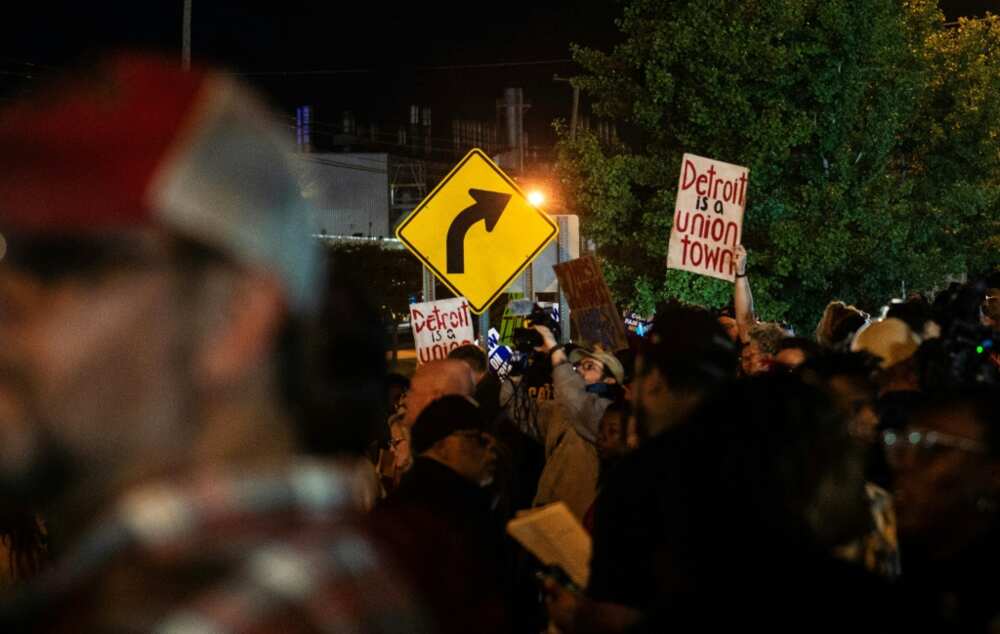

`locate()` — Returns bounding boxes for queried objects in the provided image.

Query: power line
[228,68,371,77]
[231,58,575,77]
[414,59,573,71]
[298,155,387,174]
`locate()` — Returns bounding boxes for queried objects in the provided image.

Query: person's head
[568,347,624,387]
[388,419,413,476]
[982,288,1000,332]
[0,56,318,513]
[742,322,788,375]
[886,295,934,337]
[717,317,739,342]
[387,373,411,415]
[410,395,497,487]
[447,344,488,383]
[916,329,1000,393]
[653,375,869,586]
[884,390,999,561]
[596,400,628,463]
[932,280,990,334]
[799,351,881,443]
[713,305,740,343]
[635,303,738,438]
[401,359,476,427]
[816,301,869,349]
[774,337,821,369]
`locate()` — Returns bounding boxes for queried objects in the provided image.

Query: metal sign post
[422,265,436,303]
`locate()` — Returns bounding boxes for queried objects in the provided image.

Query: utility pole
[553,75,580,139]
[182,0,192,70]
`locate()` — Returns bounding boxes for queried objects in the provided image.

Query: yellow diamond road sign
[395,148,559,314]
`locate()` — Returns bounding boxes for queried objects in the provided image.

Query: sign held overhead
[667,153,749,282]
[409,297,475,364]
[553,255,629,352]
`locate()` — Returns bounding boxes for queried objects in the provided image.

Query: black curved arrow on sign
[446,188,512,274]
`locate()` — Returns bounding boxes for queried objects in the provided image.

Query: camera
[918,279,1000,389]
[512,304,561,354]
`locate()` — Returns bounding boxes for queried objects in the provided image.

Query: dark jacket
[373,457,512,634]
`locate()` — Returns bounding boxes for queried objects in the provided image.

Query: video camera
[921,279,1000,389]
[511,301,561,354]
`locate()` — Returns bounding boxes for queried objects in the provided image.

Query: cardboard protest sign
[409,297,475,364]
[553,256,629,352]
[667,153,749,282]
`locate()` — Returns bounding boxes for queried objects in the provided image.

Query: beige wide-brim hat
[850,318,920,369]
[569,347,625,384]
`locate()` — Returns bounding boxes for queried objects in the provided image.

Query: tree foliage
[557,0,1000,330]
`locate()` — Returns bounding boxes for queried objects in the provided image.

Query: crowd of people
[0,54,997,633]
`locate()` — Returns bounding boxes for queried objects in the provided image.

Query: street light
[527,190,546,207]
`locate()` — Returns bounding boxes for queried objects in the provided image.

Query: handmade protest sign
[553,255,629,352]
[409,297,475,364]
[667,153,749,282]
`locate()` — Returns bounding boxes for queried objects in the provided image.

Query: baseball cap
[569,346,626,384]
[0,54,319,311]
[410,395,486,455]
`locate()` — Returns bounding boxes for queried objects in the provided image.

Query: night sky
[0,1,993,149]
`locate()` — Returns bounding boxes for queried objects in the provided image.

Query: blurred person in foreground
[0,55,429,632]
[548,375,903,633]
[887,304,1000,630]
[885,389,999,631]
[798,352,901,580]
[545,305,736,631]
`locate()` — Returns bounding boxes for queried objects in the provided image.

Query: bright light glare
[527,190,546,207]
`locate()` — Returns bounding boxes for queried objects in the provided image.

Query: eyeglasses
[881,428,987,455]
[574,360,605,373]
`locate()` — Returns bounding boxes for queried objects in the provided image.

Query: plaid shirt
[3,460,433,633]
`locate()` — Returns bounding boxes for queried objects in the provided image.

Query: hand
[543,577,580,632]
[533,325,558,352]
[734,244,747,276]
